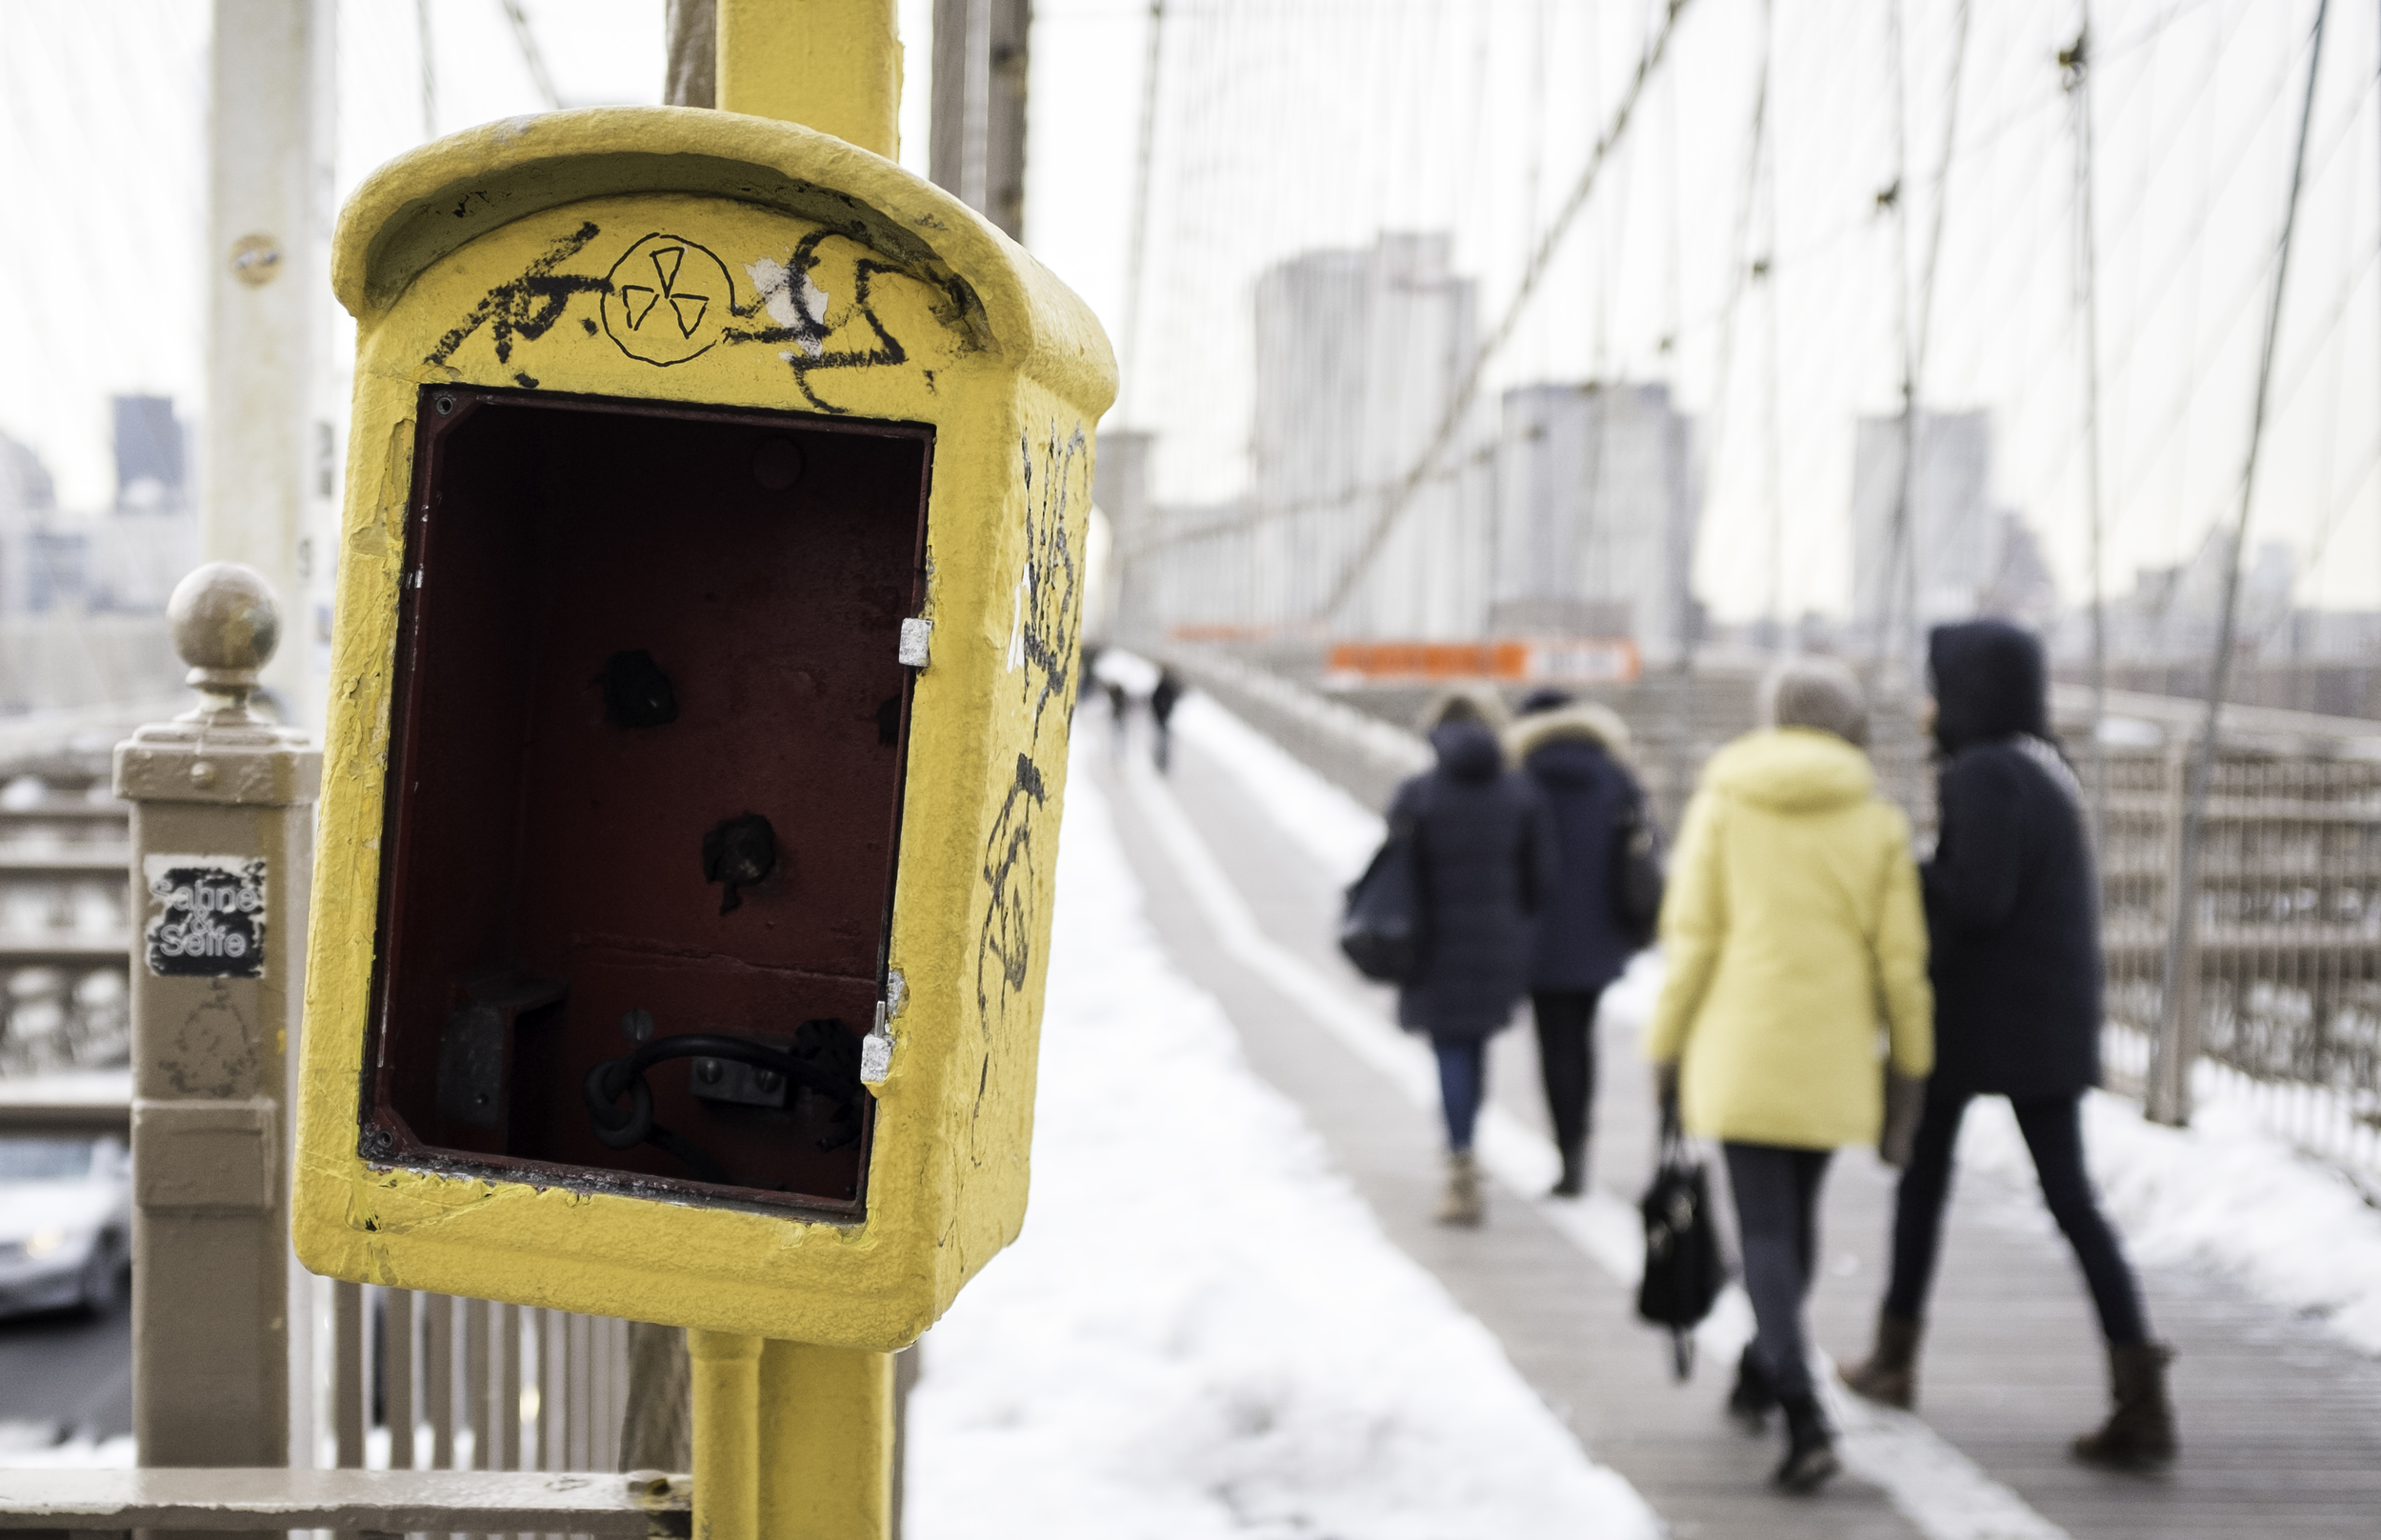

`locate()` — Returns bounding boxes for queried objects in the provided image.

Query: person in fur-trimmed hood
[1842,619,2176,1470]
[1507,690,1648,1197]
[1390,683,1556,1228]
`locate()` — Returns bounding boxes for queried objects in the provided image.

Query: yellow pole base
[759,1341,896,1540]
[690,1329,765,1540]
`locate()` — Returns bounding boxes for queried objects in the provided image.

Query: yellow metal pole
[688,1330,764,1540]
[758,1343,897,1537]
[715,0,903,158]
[695,11,902,1540]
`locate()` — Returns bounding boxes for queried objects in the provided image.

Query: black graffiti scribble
[1017,427,1089,734]
[426,221,610,367]
[969,423,1092,1041]
[721,230,912,415]
[974,752,1048,1038]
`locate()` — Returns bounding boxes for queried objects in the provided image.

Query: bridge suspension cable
[1311,0,1696,624]
[2152,0,2334,1128]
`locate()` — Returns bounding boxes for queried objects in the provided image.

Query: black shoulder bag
[1609,790,1665,949]
[1635,1103,1727,1380]
[1339,789,1429,984]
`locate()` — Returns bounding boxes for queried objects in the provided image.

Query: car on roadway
[0,1135,130,1318]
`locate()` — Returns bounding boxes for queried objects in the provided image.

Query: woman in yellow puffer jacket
[1644,657,1933,1493]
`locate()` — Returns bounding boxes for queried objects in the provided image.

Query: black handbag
[1610,790,1665,948]
[1340,796,1428,984]
[1635,1106,1727,1380]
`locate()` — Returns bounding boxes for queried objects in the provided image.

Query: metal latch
[897,617,932,669]
[859,999,894,1085]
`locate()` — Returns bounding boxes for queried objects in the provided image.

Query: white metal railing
[2093,746,2381,1181]
[316,1285,633,1475]
[0,765,641,1477]
[0,775,132,1077]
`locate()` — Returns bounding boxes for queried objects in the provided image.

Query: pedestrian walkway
[1085,728,2381,1539]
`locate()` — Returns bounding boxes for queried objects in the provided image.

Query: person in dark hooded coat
[1843,619,2175,1470]
[1508,690,1648,1197]
[1387,684,1555,1227]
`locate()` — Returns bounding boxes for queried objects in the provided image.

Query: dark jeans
[1531,990,1602,1158]
[1883,1082,2149,1347]
[1431,1035,1488,1152]
[1723,1143,1833,1400]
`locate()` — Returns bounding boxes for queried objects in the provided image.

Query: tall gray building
[1242,232,1491,638]
[111,393,186,510]
[1491,382,1702,663]
[1851,410,2053,651]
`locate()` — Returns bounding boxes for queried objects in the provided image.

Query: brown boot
[2072,1342,2177,1469]
[1435,1150,1484,1227]
[1840,1311,1923,1410]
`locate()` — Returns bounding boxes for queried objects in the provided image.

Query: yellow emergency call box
[290,107,1113,1350]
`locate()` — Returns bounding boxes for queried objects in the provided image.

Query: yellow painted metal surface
[717,0,903,156]
[689,1330,763,1540]
[290,106,1113,1351]
[757,1343,895,1536]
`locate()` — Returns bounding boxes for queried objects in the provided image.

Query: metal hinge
[859,998,894,1086]
[897,617,932,669]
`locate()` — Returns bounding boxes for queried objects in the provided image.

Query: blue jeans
[1431,1035,1488,1151]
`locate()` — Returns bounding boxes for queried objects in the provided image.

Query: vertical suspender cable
[1757,29,1785,653]
[417,0,437,141]
[497,0,563,110]
[2064,14,2111,854]
[2151,0,2332,1128]
[1669,0,1774,816]
[1877,0,1913,667]
[1880,0,1971,692]
[1116,1,1166,424]
[1314,0,1694,623]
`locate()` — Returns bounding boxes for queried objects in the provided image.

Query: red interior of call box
[360,385,930,1217]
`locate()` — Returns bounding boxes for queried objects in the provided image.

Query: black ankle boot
[1551,1141,1587,1198]
[1728,1344,1777,1432]
[1773,1393,1839,1493]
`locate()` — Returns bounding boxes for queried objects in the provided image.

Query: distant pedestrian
[1509,689,1648,1197]
[1149,668,1186,772]
[1388,685,1555,1228]
[1842,620,2174,1469]
[1104,679,1131,762]
[1645,658,1933,1493]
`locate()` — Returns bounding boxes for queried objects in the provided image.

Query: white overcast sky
[2,0,2377,623]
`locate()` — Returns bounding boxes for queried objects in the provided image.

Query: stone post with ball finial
[113,562,320,1493]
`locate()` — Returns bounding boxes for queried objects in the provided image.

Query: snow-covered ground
[0,1425,131,1470]
[1172,683,2381,1363]
[907,754,1658,1540]
[1959,1092,2381,1354]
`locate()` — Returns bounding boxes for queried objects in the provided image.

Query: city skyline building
[1491,380,1703,663]
[1245,232,1490,638]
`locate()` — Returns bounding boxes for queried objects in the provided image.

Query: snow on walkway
[907,753,1659,1540]
[1172,684,2381,1363]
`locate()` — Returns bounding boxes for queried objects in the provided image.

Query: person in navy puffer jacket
[1509,690,1649,1197]
[1388,684,1555,1227]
